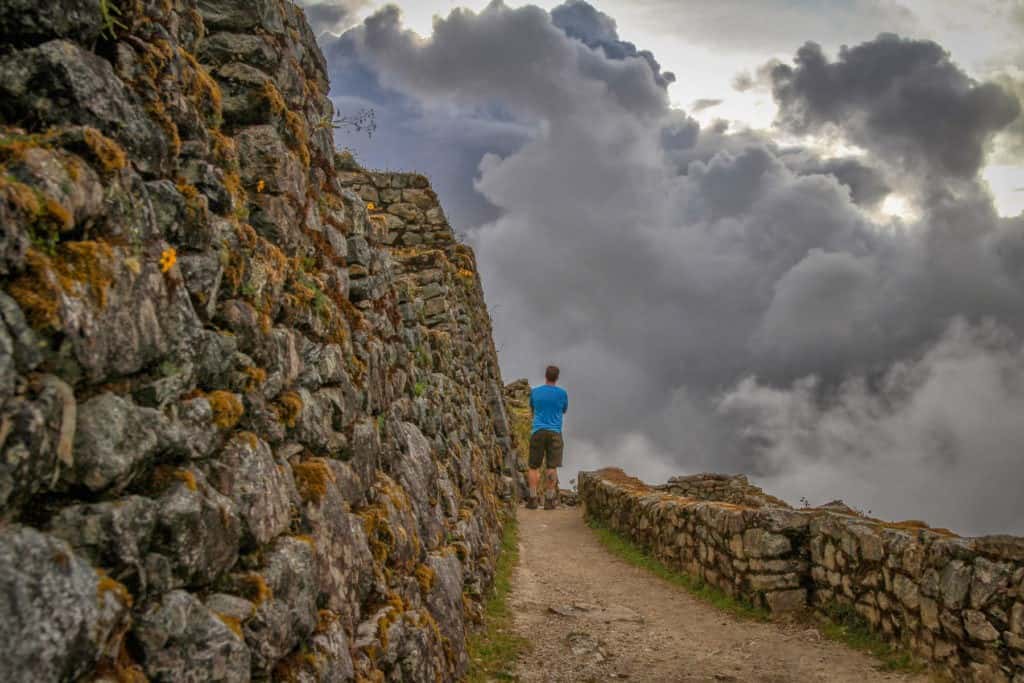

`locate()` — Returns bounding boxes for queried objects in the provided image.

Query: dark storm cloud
[319,2,1024,533]
[320,0,669,226]
[550,0,675,87]
[782,153,891,207]
[349,2,670,118]
[295,0,368,35]
[771,34,1021,179]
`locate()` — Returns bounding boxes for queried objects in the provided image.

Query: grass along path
[506,505,929,682]
[466,514,530,681]
[587,517,930,677]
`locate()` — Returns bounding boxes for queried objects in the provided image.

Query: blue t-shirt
[530,384,568,434]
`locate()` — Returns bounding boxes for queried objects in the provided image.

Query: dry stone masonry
[580,468,1024,682]
[0,0,516,680]
[656,473,791,509]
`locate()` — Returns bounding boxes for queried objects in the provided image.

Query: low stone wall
[656,473,791,509]
[579,468,1024,682]
[809,514,1024,682]
[581,469,812,614]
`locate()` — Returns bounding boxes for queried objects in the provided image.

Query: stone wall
[580,469,1024,682]
[656,473,791,509]
[0,1,513,681]
[503,378,531,496]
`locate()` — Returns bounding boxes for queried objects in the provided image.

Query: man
[527,365,568,510]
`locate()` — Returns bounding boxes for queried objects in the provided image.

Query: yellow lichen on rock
[292,458,335,503]
[262,80,287,117]
[277,390,304,428]
[95,569,133,608]
[415,563,436,594]
[81,127,127,172]
[8,241,115,329]
[208,390,244,429]
[215,613,244,638]
[237,572,272,606]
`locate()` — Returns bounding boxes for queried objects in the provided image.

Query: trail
[509,506,931,683]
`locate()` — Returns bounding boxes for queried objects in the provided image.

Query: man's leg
[544,432,563,509]
[526,431,544,509]
[527,467,540,507]
[544,468,558,509]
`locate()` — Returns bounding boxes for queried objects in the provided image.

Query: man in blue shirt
[527,365,568,510]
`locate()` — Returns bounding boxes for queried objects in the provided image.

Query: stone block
[133,590,250,682]
[0,527,131,681]
[742,528,791,558]
[810,535,824,564]
[748,558,808,573]
[920,596,941,631]
[1005,632,1024,652]
[823,541,837,570]
[852,525,885,562]
[939,560,972,609]
[893,573,921,611]
[1011,602,1024,635]
[964,610,1000,642]
[729,533,745,559]
[766,589,807,613]
[970,557,1011,610]
[939,609,965,639]
[748,572,801,591]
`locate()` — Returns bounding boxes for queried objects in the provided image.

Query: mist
[312,0,1023,535]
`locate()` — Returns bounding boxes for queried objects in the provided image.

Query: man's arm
[562,392,568,414]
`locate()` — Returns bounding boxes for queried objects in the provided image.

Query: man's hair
[545,365,560,382]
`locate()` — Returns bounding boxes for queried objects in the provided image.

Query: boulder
[0,40,169,173]
[0,374,75,513]
[47,496,158,593]
[197,0,285,34]
[205,433,293,548]
[0,526,129,682]
[0,0,103,47]
[241,537,318,675]
[939,560,973,609]
[148,469,242,590]
[133,590,250,682]
[742,528,791,558]
[63,392,162,493]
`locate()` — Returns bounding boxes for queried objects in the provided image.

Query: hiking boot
[526,496,539,509]
[544,497,557,510]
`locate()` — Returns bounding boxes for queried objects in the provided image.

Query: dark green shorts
[529,430,563,469]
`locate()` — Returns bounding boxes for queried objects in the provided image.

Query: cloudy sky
[302,0,1024,535]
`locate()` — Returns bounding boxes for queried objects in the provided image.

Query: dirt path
[509,506,930,683]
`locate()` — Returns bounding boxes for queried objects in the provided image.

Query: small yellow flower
[256,179,265,193]
[366,202,376,211]
[159,247,177,273]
